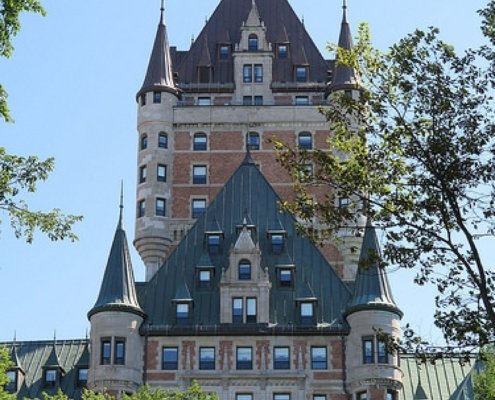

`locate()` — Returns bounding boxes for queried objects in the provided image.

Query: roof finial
[160,0,165,24]
[119,181,124,228]
[342,0,348,22]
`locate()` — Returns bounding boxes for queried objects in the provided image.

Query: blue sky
[0,0,489,342]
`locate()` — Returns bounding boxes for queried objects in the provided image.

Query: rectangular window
[278,44,288,58]
[176,303,189,324]
[6,370,17,392]
[254,96,263,106]
[311,347,327,370]
[156,198,166,217]
[139,165,147,183]
[238,261,251,280]
[362,337,374,364]
[357,392,368,400]
[339,197,350,208]
[243,65,253,83]
[193,133,207,151]
[295,96,309,105]
[301,302,314,325]
[274,395,291,400]
[236,395,253,400]
[246,298,257,323]
[162,347,178,370]
[247,132,260,150]
[199,347,215,370]
[274,347,290,369]
[296,66,308,82]
[192,199,206,218]
[101,339,111,365]
[298,133,313,149]
[254,64,263,82]
[219,45,230,59]
[207,234,221,255]
[232,298,243,323]
[157,164,167,182]
[236,347,252,370]
[198,97,211,106]
[313,396,326,400]
[279,269,293,288]
[114,338,126,365]
[193,165,207,184]
[44,369,57,387]
[140,93,146,106]
[77,368,88,388]
[270,234,284,254]
[386,391,397,400]
[140,134,148,150]
[198,269,211,288]
[158,132,168,148]
[153,91,161,104]
[243,96,253,106]
[137,199,145,218]
[377,340,388,364]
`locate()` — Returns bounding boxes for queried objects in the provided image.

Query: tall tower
[134,2,180,281]
[344,221,403,400]
[88,197,145,395]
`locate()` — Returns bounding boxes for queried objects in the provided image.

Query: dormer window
[296,66,308,82]
[232,298,243,323]
[300,301,315,326]
[44,369,58,388]
[278,44,288,59]
[248,34,258,51]
[278,268,294,288]
[198,269,212,289]
[76,368,88,388]
[198,66,212,83]
[219,45,230,59]
[238,260,251,280]
[207,233,222,255]
[176,303,190,325]
[6,370,17,393]
[269,232,285,255]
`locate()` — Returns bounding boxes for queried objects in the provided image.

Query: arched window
[248,34,258,51]
[247,132,260,151]
[238,260,251,280]
[140,134,148,150]
[158,132,168,149]
[193,132,207,151]
[298,132,312,150]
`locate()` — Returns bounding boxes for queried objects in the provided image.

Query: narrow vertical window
[158,132,168,148]
[193,165,207,184]
[247,132,260,150]
[77,368,88,388]
[296,66,308,82]
[193,132,207,151]
[137,200,145,218]
[248,34,258,51]
[246,298,257,323]
[232,298,243,323]
[207,234,221,254]
[300,302,314,325]
[6,370,17,393]
[236,347,252,369]
[139,165,147,183]
[140,93,146,106]
[279,269,293,288]
[254,64,263,82]
[114,338,126,365]
[191,199,206,218]
[157,164,167,182]
[153,91,161,104]
[362,337,374,364]
[270,234,284,254]
[198,270,212,288]
[44,369,57,388]
[238,260,251,280]
[278,44,288,58]
[162,347,178,370]
[156,198,166,217]
[243,96,253,106]
[176,303,190,325]
[377,340,388,364]
[219,45,230,59]
[254,96,263,106]
[311,347,327,369]
[243,65,253,82]
[199,347,215,370]
[101,339,111,365]
[140,134,148,150]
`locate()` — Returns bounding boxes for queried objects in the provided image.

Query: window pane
[233,298,243,323]
[199,347,215,370]
[243,65,253,83]
[255,64,263,82]
[77,368,88,386]
[198,97,211,106]
[207,234,221,254]
[248,35,258,51]
[193,166,207,184]
[271,234,284,254]
[219,45,229,59]
[140,134,148,150]
[247,132,260,150]
[115,340,125,365]
[301,302,314,325]
[162,347,178,370]
[137,200,145,218]
[239,261,251,280]
[358,392,368,400]
[158,133,168,148]
[246,298,257,323]
[6,370,16,392]
[156,198,166,216]
[193,133,207,151]
[362,338,374,364]
[274,395,290,400]
[298,133,312,149]
[243,96,253,106]
[236,347,252,369]
[254,96,263,106]
[101,340,111,364]
[274,347,290,369]
[278,45,288,58]
[139,165,147,183]
[296,67,307,82]
[313,396,326,400]
[176,303,189,324]
[192,199,206,218]
[295,96,309,105]
[279,269,292,287]
[153,91,161,103]
[311,347,327,369]
[377,340,388,363]
[236,395,253,400]
[198,270,211,288]
[157,165,167,182]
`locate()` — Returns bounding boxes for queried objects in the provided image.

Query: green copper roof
[346,221,402,317]
[88,207,144,319]
[1,339,89,400]
[140,157,352,334]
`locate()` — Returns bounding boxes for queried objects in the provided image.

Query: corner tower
[134,1,180,281]
[88,196,145,395]
[345,221,403,400]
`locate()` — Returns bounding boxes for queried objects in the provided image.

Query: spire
[138,1,179,98]
[246,0,261,26]
[9,343,24,374]
[119,181,124,229]
[345,221,403,317]
[87,196,144,319]
[44,339,65,373]
[326,1,359,95]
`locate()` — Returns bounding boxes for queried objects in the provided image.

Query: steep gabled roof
[346,221,402,317]
[88,205,144,319]
[141,156,352,334]
[175,0,330,86]
[138,6,179,98]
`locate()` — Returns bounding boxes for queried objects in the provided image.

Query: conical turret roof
[326,2,359,95]
[138,5,178,98]
[346,221,402,317]
[88,202,144,319]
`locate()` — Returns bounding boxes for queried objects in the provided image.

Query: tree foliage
[0,346,14,400]
[274,2,495,349]
[123,382,218,400]
[474,347,495,400]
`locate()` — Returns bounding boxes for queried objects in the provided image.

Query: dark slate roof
[9,343,24,373]
[1,339,89,400]
[88,207,144,319]
[326,4,359,94]
[400,354,481,400]
[138,7,179,98]
[174,0,331,86]
[140,156,352,335]
[345,221,403,317]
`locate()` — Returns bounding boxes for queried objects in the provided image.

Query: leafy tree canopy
[274,1,495,350]
[474,346,495,399]
[0,346,14,400]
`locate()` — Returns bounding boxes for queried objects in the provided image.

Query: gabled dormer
[237,1,269,52]
[42,340,65,390]
[219,223,271,324]
[6,343,24,393]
